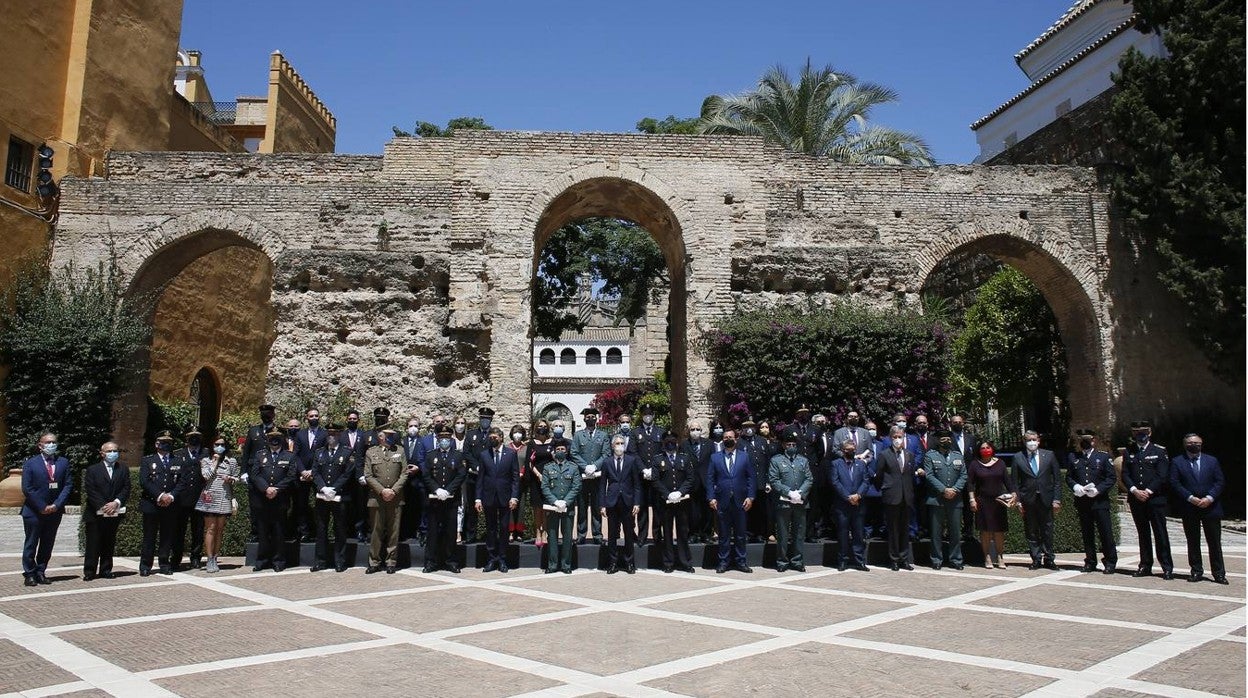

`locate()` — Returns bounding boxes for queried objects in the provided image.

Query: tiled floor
[0,529,1243,698]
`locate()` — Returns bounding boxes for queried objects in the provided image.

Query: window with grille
[5,137,33,192]
[606,348,623,364]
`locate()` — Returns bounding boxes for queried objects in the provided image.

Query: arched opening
[538,348,556,365]
[190,367,221,437]
[531,177,689,428]
[559,348,577,365]
[537,401,573,426]
[585,347,602,365]
[920,233,1107,443]
[114,228,277,456]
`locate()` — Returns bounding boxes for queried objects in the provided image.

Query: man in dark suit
[1011,430,1063,570]
[707,429,756,574]
[240,403,278,543]
[251,427,298,572]
[682,419,713,544]
[399,414,428,543]
[1066,429,1118,574]
[342,409,369,541]
[475,427,520,572]
[831,438,872,571]
[634,404,663,545]
[422,425,466,573]
[807,417,836,543]
[311,423,355,572]
[461,407,494,545]
[170,425,207,571]
[291,408,326,543]
[599,434,642,573]
[139,430,188,576]
[653,430,696,573]
[873,426,916,570]
[1122,420,1174,579]
[83,441,131,581]
[21,433,72,586]
[1170,433,1227,584]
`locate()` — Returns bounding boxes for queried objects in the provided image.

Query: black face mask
[347,420,359,429]
[268,438,283,448]
[1185,444,1201,455]
[308,418,319,428]
[187,437,202,449]
[287,428,298,439]
[842,451,855,460]
[1080,438,1093,449]
[722,438,736,449]
[915,424,928,433]
[536,426,550,436]
[663,440,677,452]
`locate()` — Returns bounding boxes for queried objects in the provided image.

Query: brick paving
[0,525,1241,698]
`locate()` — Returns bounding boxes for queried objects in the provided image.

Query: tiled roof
[1015,0,1107,63]
[971,17,1135,131]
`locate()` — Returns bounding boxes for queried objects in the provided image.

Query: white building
[971,0,1166,163]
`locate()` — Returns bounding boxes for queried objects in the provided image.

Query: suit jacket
[950,429,977,463]
[1011,449,1063,507]
[831,427,875,465]
[906,432,932,464]
[172,447,207,506]
[139,452,189,514]
[294,427,327,470]
[312,445,356,499]
[706,449,756,507]
[831,456,872,507]
[769,453,812,509]
[681,437,712,490]
[400,435,428,470]
[21,454,73,517]
[364,444,409,506]
[873,448,915,506]
[1122,442,1170,506]
[1066,450,1116,510]
[84,460,131,516]
[599,453,642,508]
[476,445,521,508]
[1170,453,1224,518]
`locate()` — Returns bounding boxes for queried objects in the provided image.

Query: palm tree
[699,59,934,165]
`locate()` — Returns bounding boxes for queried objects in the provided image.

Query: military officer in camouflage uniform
[422,425,466,573]
[541,439,581,573]
[769,429,813,572]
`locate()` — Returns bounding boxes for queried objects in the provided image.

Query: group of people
[17,404,1228,587]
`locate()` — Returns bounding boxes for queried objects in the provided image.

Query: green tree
[1108,0,1245,375]
[699,59,933,164]
[949,268,1068,437]
[392,116,493,138]
[635,115,702,134]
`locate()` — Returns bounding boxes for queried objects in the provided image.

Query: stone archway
[529,175,690,429]
[916,219,1112,437]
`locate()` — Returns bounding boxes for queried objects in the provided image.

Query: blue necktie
[1030,454,1039,476]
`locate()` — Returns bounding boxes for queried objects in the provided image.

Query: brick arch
[917,217,1111,437]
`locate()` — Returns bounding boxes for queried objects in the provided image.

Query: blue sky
[180,1,1075,164]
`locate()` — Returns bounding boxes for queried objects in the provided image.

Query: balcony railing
[190,101,238,125]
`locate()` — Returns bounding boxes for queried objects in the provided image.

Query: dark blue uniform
[139,452,189,574]
[421,448,466,571]
[1066,448,1117,572]
[312,445,355,569]
[250,447,297,570]
[1122,442,1173,575]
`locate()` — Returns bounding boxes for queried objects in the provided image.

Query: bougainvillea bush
[706,304,951,425]
[590,383,647,425]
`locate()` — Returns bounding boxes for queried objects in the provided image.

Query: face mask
[268,438,283,448]
[895,421,907,430]
[41,442,58,457]
[712,427,723,437]
[951,424,963,433]
[1024,440,1039,452]
[214,445,227,455]
[536,426,550,436]
[326,437,338,449]
[979,447,994,459]
[722,438,736,449]
[407,426,419,437]
[386,434,398,446]
[187,437,202,448]
[938,440,952,452]
[619,424,632,434]
[104,451,120,464]
[156,441,172,452]
[553,450,567,461]
[892,437,904,449]
[479,418,492,430]
[785,446,798,457]
[642,415,653,425]
[847,417,860,426]
[347,420,359,429]
[842,451,855,460]
[743,428,754,437]
[488,437,502,448]
[512,432,524,442]
[689,429,702,437]
[454,423,466,434]
[287,428,298,439]
[867,429,877,438]
[613,444,626,456]
[308,418,319,428]
[261,412,276,424]
[1134,432,1149,443]
[1185,444,1201,455]
[663,440,677,452]
[553,426,565,437]
[438,438,451,451]
[1079,437,1093,449]
[759,427,770,436]
[915,424,928,434]
[585,418,597,427]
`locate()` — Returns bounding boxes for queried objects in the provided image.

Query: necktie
[921,435,927,450]
[1193,457,1200,476]
[616,458,622,473]
[106,465,113,481]
[1030,454,1039,476]
[493,449,499,464]
[852,431,858,448]
[726,454,733,475]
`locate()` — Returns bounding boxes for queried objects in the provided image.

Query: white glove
[667,491,682,503]
[554,499,567,511]
[240,473,249,483]
[1084,485,1098,497]
[436,488,450,500]
[790,490,802,503]
[320,487,334,497]
[585,464,597,475]
[643,467,653,480]
[358,476,366,485]
[326,488,336,498]
[1073,484,1086,497]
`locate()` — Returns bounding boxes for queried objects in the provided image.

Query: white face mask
[1025,440,1039,452]
[213,445,226,455]
[867,429,877,438]
[511,433,523,442]
[613,444,626,456]
[642,415,653,425]
[407,427,419,437]
[892,437,904,449]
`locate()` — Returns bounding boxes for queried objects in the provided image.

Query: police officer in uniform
[571,407,609,544]
[312,423,355,572]
[364,425,407,573]
[633,405,662,545]
[139,430,188,576]
[171,425,207,570]
[422,425,466,573]
[1122,420,1174,579]
[1066,429,1117,574]
[251,427,297,572]
[461,407,494,545]
[652,430,696,573]
[240,403,278,543]
[541,438,580,573]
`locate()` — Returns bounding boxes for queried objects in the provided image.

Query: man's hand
[943,487,957,500]
[1052,501,1061,513]
[435,488,450,500]
[849,493,861,506]
[406,464,418,474]
[157,493,173,507]
[1072,484,1086,497]
[266,487,277,499]
[970,498,979,512]
[475,500,483,513]
[915,468,926,477]
[600,507,607,518]
[358,476,367,485]
[743,497,753,511]
[509,498,518,510]
[301,470,312,481]
[709,499,718,512]
[102,501,118,515]
[42,504,56,515]
[382,488,396,502]
[632,505,639,516]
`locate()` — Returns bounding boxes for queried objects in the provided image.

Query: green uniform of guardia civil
[541,458,582,572]
[769,452,813,569]
[570,427,609,540]
[923,448,967,567]
[364,444,409,568]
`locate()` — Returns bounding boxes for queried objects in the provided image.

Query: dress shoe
[422,565,437,573]
[593,536,603,545]
[931,562,942,571]
[1102,566,1116,575]
[141,569,153,577]
[1188,572,1203,583]
[300,535,315,543]
[1213,575,1229,585]
[734,564,753,573]
[483,561,498,573]
[248,535,259,543]
[853,564,869,572]
[607,565,619,574]
[385,566,397,574]
[952,563,964,571]
[889,562,899,571]
[1081,564,1097,573]
[1043,561,1059,571]
[334,565,346,573]
[23,576,37,587]
[640,538,652,546]
[1027,563,1041,571]
[663,565,674,573]
[791,564,807,572]
[37,575,51,585]
[716,564,728,574]
[679,564,696,573]
[365,565,381,574]
[192,558,203,570]
[626,564,636,574]
[447,564,460,574]
[575,537,587,545]
[776,564,789,573]
[1132,567,1152,578]
[309,564,325,573]
[900,563,914,571]
[562,567,573,574]
[83,573,96,582]
[499,563,509,573]
[1162,571,1175,580]
[837,563,848,572]
[159,566,173,576]
[273,564,287,573]
[804,537,817,544]
[102,572,116,579]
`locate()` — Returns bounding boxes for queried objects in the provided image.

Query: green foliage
[1000,497,1120,554]
[534,218,667,340]
[1,261,151,503]
[392,116,493,138]
[635,115,702,134]
[637,372,673,429]
[267,385,359,428]
[700,59,934,165]
[708,304,950,424]
[148,398,252,448]
[949,268,1069,437]
[1108,0,1245,374]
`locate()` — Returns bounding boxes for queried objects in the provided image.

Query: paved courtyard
[0,527,1243,698]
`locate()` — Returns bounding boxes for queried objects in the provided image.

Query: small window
[5,137,33,192]
[606,348,623,365]
[539,348,556,365]
[585,348,602,365]
[560,348,577,365]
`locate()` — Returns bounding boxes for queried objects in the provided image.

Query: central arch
[530,175,689,428]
